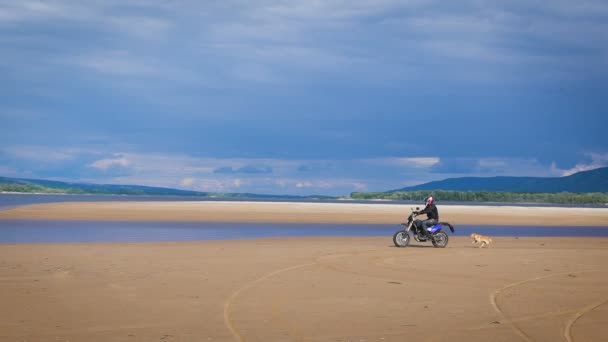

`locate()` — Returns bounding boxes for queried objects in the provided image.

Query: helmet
[424,196,434,206]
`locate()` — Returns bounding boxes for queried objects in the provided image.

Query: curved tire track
[223,248,380,341]
[564,299,607,342]
[223,262,316,341]
[490,270,598,342]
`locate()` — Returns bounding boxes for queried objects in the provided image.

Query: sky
[1,1,607,196]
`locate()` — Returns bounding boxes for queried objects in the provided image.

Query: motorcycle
[393,208,455,248]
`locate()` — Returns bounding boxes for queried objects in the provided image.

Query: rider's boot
[418,228,428,239]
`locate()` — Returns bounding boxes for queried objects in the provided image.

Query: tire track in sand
[223,262,315,341]
[564,299,607,342]
[223,248,380,341]
[490,270,598,342]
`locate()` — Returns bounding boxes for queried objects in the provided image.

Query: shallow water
[0,220,607,243]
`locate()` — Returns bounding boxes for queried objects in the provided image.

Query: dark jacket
[418,203,439,220]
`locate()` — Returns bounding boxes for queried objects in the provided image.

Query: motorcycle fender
[439,222,455,233]
[427,224,442,234]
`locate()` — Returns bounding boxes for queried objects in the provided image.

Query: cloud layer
[3,145,603,195]
[1,1,607,194]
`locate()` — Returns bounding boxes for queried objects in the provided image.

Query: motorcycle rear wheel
[393,230,410,248]
[431,231,449,248]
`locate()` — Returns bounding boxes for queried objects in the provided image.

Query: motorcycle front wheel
[431,231,449,248]
[393,230,410,248]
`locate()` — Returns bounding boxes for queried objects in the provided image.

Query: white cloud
[70,50,194,82]
[555,152,608,176]
[397,157,441,168]
[195,178,248,192]
[0,1,72,22]
[179,177,195,187]
[0,1,172,39]
[255,0,432,23]
[362,157,440,168]
[275,178,369,193]
[295,181,313,188]
[88,155,131,170]
[477,158,508,169]
[352,182,368,191]
[74,51,158,76]
[196,179,225,192]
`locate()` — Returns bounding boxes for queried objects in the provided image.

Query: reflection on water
[0,220,607,243]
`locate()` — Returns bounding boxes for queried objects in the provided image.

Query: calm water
[1,194,606,243]
[0,220,607,243]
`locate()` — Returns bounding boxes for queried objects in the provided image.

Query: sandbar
[0,201,607,226]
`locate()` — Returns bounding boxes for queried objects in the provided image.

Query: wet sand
[1,237,607,341]
[0,201,607,226]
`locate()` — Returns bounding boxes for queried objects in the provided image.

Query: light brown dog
[470,233,492,248]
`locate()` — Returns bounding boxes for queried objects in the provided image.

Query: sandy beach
[0,201,607,226]
[1,201,607,341]
[0,237,606,341]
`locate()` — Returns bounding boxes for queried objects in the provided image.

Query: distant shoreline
[0,192,606,208]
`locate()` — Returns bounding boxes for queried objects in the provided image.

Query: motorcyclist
[414,196,439,237]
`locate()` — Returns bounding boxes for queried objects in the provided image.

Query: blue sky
[1,1,607,195]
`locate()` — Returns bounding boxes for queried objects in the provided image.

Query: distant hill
[0,176,208,196]
[394,167,608,193]
[0,176,333,200]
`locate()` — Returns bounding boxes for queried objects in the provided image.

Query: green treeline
[0,183,152,195]
[0,183,65,193]
[350,190,608,205]
[3,182,608,204]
